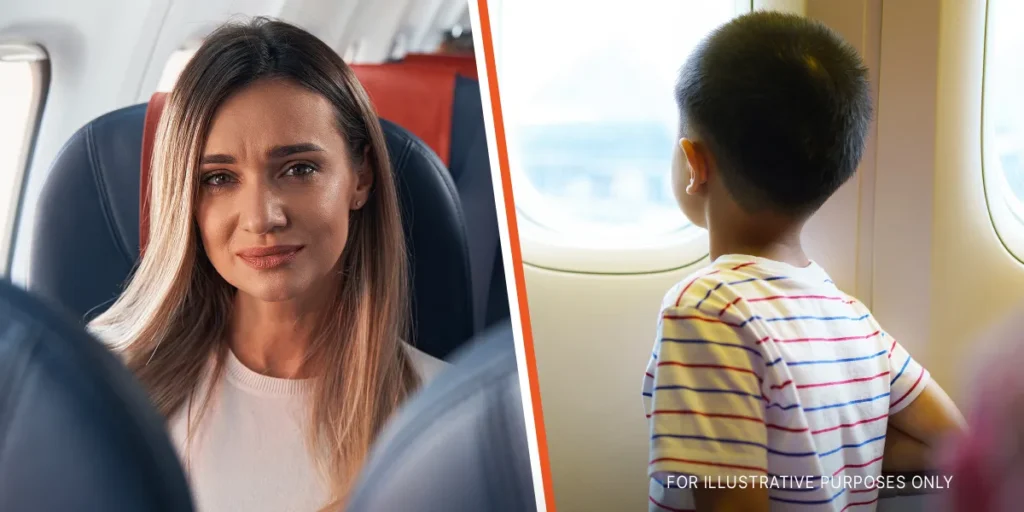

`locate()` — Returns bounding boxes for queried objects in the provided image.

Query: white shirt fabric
[168,342,446,512]
[642,254,929,512]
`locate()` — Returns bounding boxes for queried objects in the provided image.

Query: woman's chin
[238,279,309,303]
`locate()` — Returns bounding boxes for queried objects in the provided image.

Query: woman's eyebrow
[200,143,325,165]
[201,154,235,165]
[268,143,325,158]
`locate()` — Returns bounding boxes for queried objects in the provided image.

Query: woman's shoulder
[400,341,448,385]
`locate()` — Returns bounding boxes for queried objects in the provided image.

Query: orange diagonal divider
[473,1,556,511]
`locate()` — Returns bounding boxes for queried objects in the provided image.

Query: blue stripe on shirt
[764,314,871,323]
[695,281,727,310]
[661,338,763,359]
[787,349,887,366]
[891,357,911,385]
[804,393,891,412]
[817,435,887,457]
[771,489,846,505]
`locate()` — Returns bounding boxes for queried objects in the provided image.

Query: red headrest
[350,63,457,167]
[401,53,478,80]
[139,92,168,258]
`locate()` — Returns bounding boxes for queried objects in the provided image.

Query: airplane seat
[0,279,194,511]
[347,321,536,512]
[401,53,478,79]
[30,94,474,360]
[351,63,509,339]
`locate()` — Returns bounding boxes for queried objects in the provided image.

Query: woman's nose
[238,183,287,234]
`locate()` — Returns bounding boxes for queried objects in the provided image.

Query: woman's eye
[201,173,233,186]
[284,163,317,178]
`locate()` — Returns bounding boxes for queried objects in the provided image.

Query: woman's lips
[236,245,304,270]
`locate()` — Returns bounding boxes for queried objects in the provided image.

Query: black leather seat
[29,103,474,360]
[347,321,537,512]
[447,76,508,331]
[0,279,194,511]
[351,62,509,342]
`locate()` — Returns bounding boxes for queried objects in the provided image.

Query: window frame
[499,0,751,275]
[0,43,50,275]
[980,0,1024,264]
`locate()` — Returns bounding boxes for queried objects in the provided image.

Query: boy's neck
[706,209,811,268]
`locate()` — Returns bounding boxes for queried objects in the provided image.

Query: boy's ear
[680,138,709,195]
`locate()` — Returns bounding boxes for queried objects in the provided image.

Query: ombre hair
[88,17,418,509]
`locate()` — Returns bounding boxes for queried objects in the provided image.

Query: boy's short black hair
[676,11,872,215]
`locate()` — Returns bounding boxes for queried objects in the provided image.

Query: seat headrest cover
[0,280,193,511]
[402,53,479,80]
[350,64,456,165]
[347,322,536,512]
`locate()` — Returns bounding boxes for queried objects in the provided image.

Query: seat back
[31,98,474,359]
[347,321,535,512]
[351,63,508,333]
[0,279,194,511]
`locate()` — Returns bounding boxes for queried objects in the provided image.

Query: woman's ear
[681,138,709,196]
[351,151,374,210]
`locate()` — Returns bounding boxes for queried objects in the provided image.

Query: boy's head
[673,11,872,228]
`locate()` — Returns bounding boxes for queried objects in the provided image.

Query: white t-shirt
[168,342,446,512]
[642,254,930,512]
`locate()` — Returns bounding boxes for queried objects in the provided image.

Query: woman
[88,17,445,511]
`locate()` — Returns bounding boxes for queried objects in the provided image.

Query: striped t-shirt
[642,254,930,512]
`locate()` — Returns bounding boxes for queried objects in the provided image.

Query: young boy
[641,11,965,512]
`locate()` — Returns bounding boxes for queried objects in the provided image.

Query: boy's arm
[881,424,931,472]
[884,337,966,471]
[889,380,966,446]
[647,293,772,512]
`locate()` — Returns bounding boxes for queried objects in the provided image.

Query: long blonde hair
[88,17,418,508]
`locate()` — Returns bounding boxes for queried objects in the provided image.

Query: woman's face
[195,78,371,302]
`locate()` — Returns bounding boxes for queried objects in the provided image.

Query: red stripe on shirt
[748,295,856,304]
[831,455,885,476]
[840,497,879,511]
[663,314,736,325]
[773,330,881,344]
[648,409,766,424]
[719,297,742,317]
[649,496,694,512]
[888,338,897,358]
[890,367,926,408]
[798,371,890,389]
[650,457,768,474]
[769,379,794,390]
[812,414,888,435]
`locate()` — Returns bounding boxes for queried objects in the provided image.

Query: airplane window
[984,0,1024,244]
[156,48,198,92]
[0,44,48,272]
[985,1,1024,208]
[494,0,744,248]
